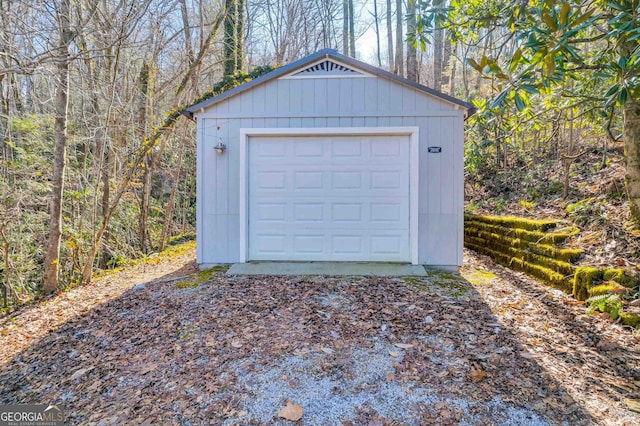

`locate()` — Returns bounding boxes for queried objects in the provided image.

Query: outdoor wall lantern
[214,137,226,155]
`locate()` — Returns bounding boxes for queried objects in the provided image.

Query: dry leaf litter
[0,245,638,425]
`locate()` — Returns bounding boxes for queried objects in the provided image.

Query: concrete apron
[226,262,429,277]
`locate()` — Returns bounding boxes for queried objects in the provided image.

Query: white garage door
[248,135,410,262]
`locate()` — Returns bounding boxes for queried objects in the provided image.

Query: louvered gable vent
[288,60,365,78]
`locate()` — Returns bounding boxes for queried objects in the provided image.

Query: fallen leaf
[394,343,414,349]
[231,340,243,348]
[278,401,303,421]
[389,350,399,358]
[70,368,91,381]
[625,399,640,413]
[140,363,158,374]
[321,347,334,354]
[469,366,487,382]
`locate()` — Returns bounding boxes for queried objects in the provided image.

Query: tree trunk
[348,0,356,57]
[159,137,186,252]
[0,73,8,177]
[406,1,417,82]
[623,98,640,224]
[443,35,453,90]
[236,0,245,72]
[342,0,349,55]
[180,0,195,67]
[394,0,403,76]
[448,42,457,95]
[137,64,151,254]
[43,0,72,293]
[373,0,381,67]
[223,0,237,75]
[386,0,394,71]
[433,0,444,90]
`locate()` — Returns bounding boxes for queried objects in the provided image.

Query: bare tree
[342,0,349,55]
[432,0,445,90]
[406,0,417,81]
[373,0,382,67]
[386,0,394,71]
[394,0,403,76]
[348,0,355,57]
[43,0,73,293]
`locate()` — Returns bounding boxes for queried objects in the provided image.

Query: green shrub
[586,294,623,320]
[566,198,606,225]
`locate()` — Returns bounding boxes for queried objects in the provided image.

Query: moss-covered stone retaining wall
[464,213,639,327]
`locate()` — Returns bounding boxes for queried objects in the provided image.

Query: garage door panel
[294,140,324,157]
[294,235,324,253]
[331,203,362,222]
[332,171,362,190]
[371,139,401,157]
[294,171,323,189]
[255,234,286,253]
[255,203,287,222]
[249,135,410,261]
[293,203,324,222]
[371,170,403,189]
[255,171,287,189]
[371,202,406,224]
[332,139,362,157]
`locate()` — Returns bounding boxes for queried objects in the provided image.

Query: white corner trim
[239,129,248,263]
[239,126,421,265]
[409,129,420,265]
[196,112,204,264]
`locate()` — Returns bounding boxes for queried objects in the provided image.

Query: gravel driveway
[1,246,638,425]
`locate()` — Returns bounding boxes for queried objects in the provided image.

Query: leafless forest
[1,0,637,310]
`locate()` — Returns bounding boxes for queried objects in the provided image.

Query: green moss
[465,235,575,276]
[566,198,596,213]
[426,270,461,281]
[175,267,218,289]
[465,231,582,263]
[603,268,624,281]
[465,213,559,231]
[405,273,469,297]
[465,241,571,292]
[521,261,570,292]
[573,267,603,301]
[209,264,230,272]
[619,312,640,328]
[603,268,639,289]
[466,221,577,245]
[167,232,196,247]
[402,277,420,286]
[463,269,498,286]
[588,284,618,297]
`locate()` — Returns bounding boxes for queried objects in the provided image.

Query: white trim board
[197,111,463,120]
[239,127,420,265]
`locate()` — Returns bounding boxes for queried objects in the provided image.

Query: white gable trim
[239,126,419,265]
[279,58,375,79]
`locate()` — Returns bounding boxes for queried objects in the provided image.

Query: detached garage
[184,49,473,269]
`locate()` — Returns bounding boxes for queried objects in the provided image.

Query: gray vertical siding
[195,75,466,266]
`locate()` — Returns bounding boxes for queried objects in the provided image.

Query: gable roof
[184,49,475,118]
